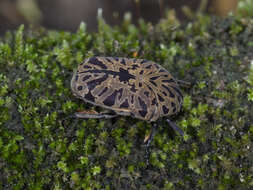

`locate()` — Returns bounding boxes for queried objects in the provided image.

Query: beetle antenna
[61,114,77,127]
[166,119,184,136]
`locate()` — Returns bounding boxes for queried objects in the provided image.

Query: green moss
[237,0,253,17]
[0,13,253,189]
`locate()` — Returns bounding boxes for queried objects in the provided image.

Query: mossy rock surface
[0,15,253,189]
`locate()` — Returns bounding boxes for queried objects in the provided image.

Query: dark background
[0,0,240,35]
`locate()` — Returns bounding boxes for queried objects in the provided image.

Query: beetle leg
[144,122,157,145]
[144,122,157,164]
[75,110,118,119]
[166,119,184,136]
[175,79,191,88]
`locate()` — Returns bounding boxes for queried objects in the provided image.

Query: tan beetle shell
[71,57,183,122]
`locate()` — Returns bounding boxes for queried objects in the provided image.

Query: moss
[0,13,253,189]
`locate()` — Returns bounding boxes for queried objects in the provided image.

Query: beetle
[71,57,188,145]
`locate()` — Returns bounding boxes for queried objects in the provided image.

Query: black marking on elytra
[159,69,167,73]
[103,91,117,106]
[154,64,159,69]
[162,84,175,98]
[162,91,167,96]
[118,88,123,99]
[132,64,139,69]
[77,86,83,91]
[120,59,126,65]
[114,57,119,61]
[139,82,142,87]
[83,65,92,69]
[139,110,147,118]
[86,74,108,90]
[162,105,169,114]
[84,91,95,102]
[139,70,144,75]
[75,75,79,81]
[170,86,183,98]
[130,85,137,93]
[105,58,114,64]
[140,60,148,64]
[89,57,107,69]
[144,91,149,97]
[82,75,91,81]
[138,97,147,112]
[171,102,176,108]
[150,76,160,80]
[151,98,157,105]
[118,68,135,82]
[173,107,177,113]
[149,80,157,87]
[148,71,154,75]
[120,99,129,108]
[80,69,135,82]
[147,86,153,92]
[162,79,175,83]
[145,65,152,69]
[131,95,134,104]
[158,94,164,102]
[98,87,108,96]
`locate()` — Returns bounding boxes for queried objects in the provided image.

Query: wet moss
[0,13,253,189]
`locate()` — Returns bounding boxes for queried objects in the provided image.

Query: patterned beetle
[71,57,187,143]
